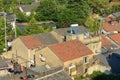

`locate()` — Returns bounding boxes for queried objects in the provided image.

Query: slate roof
[103,21,120,32]
[39,71,72,80]
[0,57,8,68]
[94,54,109,66]
[34,33,59,45]
[20,5,31,12]
[53,28,69,36]
[109,33,120,45]
[20,2,39,12]
[112,12,120,18]
[0,13,16,22]
[53,26,89,36]
[20,35,43,49]
[6,13,16,22]
[50,40,93,62]
[78,26,89,33]
[102,35,112,47]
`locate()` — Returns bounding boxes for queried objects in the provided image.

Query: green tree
[24,17,40,35]
[39,25,52,33]
[111,0,120,1]
[0,0,3,12]
[67,0,91,24]
[0,17,5,53]
[20,0,34,5]
[111,5,120,13]
[15,10,28,22]
[36,0,57,21]
[85,17,102,35]
[104,5,120,15]
[15,27,24,36]
[0,16,14,53]
[2,0,18,12]
[56,8,77,27]
[88,0,109,14]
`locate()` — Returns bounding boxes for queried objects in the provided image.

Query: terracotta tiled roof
[109,2,120,6]
[103,22,120,32]
[20,35,43,49]
[50,40,93,62]
[102,35,112,47]
[109,33,120,45]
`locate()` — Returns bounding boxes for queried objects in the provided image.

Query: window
[84,56,88,64]
[84,68,88,73]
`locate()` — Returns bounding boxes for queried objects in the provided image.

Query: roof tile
[102,35,112,47]
[103,22,120,32]
[109,33,120,45]
[50,40,93,62]
[20,35,43,49]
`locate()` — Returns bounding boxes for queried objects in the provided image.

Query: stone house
[12,32,59,67]
[19,1,39,16]
[12,35,44,67]
[51,25,101,55]
[38,40,93,76]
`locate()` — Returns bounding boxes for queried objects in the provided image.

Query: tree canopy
[67,0,91,24]
[0,0,3,12]
[88,0,109,14]
[85,16,103,35]
[0,16,14,53]
[24,16,40,35]
[36,0,57,21]
[36,0,91,27]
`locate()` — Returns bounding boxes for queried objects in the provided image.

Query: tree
[0,0,3,12]
[67,0,91,24]
[0,17,5,53]
[2,0,18,12]
[111,0,120,1]
[24,17,40,35]
[39,25,52,33]
[88,0,109,14]
[36,0,57,21]
[20,0,34,5]
[85,17,102,35]
[104,5,120,15]
[111,5,120,13]
[0,16,14,53]
[15,27,24,36]
[15,10,29,22]
[25,16,52,35]
[56,8,77,27]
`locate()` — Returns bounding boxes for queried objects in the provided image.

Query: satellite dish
[40,54,46,62]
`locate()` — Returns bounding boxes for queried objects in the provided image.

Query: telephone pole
[13,14,17,38]
[4,12,7,51]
